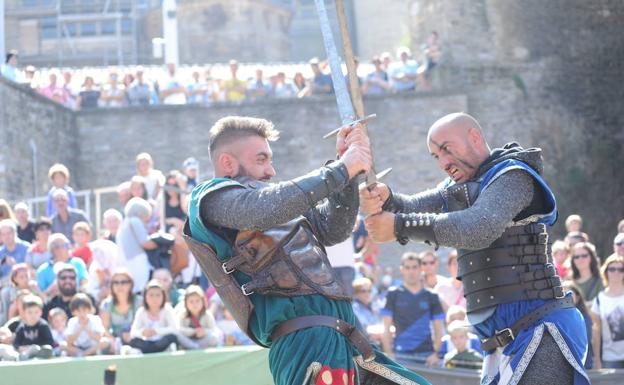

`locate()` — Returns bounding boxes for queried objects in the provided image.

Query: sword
[314,0,389,189]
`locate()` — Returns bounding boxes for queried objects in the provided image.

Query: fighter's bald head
[427,112,487,151]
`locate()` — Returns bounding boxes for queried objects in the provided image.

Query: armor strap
[462,264,557,295]
[489,232,548,248]
[465,276,565,312]
[480,296,574,351]
[458,244,548,277]
[271,316,375,362]
[394,212,438,248]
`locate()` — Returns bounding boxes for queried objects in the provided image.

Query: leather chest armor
[445,182,564,313]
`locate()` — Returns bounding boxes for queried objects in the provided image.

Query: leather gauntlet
[394,212,438,248]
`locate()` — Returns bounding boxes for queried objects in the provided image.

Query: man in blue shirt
[381,252,445,367]
[309,57,334,94]
[0,219,31,284]
[390,47,419,92]
[36,233,87,294]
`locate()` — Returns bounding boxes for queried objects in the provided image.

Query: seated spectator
[152,268,183,307]
[571,242,604,305]
[175,285,219,350]
[39,72,68,104]
[590,254,624,369]
[564,282,593,369]
[0,220,31,284]
[116,198,159,291]
[223,60,246,102]
[308,57,333,95]
[127,66,153,106]
[0,264,38,326]
[442,320,483,370]
[216,307,253,346]
[438,306,482,360]
[50,189,90,243]
[552,240,571,279]
[390,47,418,92]
[42,262,95,320]
[76,76,101,109]
[25,217,53,269]
[100,269,141,354]
[618,220,624,234]
[435,250,465,310]
[160,63,187,105]
[101,209,122,242]
[3,289,32,334]
[273,72,297,98]
[86,239,119,303]
[47,307,68,356]
[100,71,125,108]
[163,171,188,232]
[71,222,93,267]
[135,152,165,200]
[565,214,583,233]
[613,233,624,257]
[182,157,199,191]
[116,181,132,207]
[64,293,108,356]
[37,234,88,295]
[420,250,447,291]
[351,277,380,334]
[13,203,35,243]
[363,56,391,95]
[129,280,178,353]
[565,231,589,248]
[12,294,54,360]
[1,50,19,82]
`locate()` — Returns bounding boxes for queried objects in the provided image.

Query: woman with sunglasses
[100,269,141,354]
[571,242,604,305]
[590,254,624,369]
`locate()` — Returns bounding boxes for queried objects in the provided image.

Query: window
[64,23,78,37]
[40,17,57,39]
[80,22,96,36]
[101,20,116,35]
[121,19,132,34]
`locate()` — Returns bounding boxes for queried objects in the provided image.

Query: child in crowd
[71,221,93,267]
[48,307,68,355]
[0,264,38,326]
[443,320,484,369]
[46,163,77,217]
[176,285,219,350]
[438,305,483,359]
[216,306,254,346]
[4,289,32,333]
[64,293,108,356]
[152,268,183,307]
[129,280,178,353]
[12,294,55,360]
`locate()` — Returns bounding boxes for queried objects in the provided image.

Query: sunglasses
[607,266,624,273]
[421,261,436,266]
[572,253,590,260]
[58,275,76,281]
[112,280,131,285]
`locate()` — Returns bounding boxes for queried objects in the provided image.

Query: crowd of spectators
[0,32,442,109]
[0,152,622,369]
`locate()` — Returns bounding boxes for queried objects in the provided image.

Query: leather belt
[271,315,375,362]
[480,296,574,351]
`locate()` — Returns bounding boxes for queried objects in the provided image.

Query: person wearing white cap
[183,157,199,190]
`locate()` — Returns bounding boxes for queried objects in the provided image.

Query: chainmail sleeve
[383,187,445,214]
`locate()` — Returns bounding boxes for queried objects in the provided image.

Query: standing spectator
[50,189,89,243]
[175,285,220,350]
[390,47,418,92]
[565,231,590,248]
[1,50,19,82]
[435,250,466,310]
[223,60,246,102]
[25,218,53,269]
[39,72,68,104]
[201,68,220,104]
[159,63,187,105]
[86,239,119,303]
[0,220,31,282]
[163,171,188,232]
[442,321,483,370]
[186,68,206,104]
[182,157,199,190]
[12,295,54,360]
[617,220,624,234]
[101,209,122,242]
[417,31,442,91]
[116,198,158,292]
[24,65,37,88]
[420,250,447,290]
[325,238,356,297]
[351,277,380,334]
[380,52,392,71]
[363,56,391,95]
[64,293,109,356]
[36,235,88,295]
[247,68,271,100]
[129,280,178,353]
[293,72,307,95]
[564,282,593,369]
[613,233,624,257]
[552,240,571,279]
[100,72,125,108]
[0,199,16,224]
[127,66,153,106]
[591,254,624,369]
[46,163,77,217]
[565,214,583,233]
[273,72,297,98]
[100,269,141,354]
[71,222,93,267]
[129,176,160,233]
[13,203,35,243]
[135,152,166,200]
[381,252,444,367]
[76,76,101,109]
[438,305,482,360]
[571,242,604,305]
[61,71,77,109]
[309,57,333,95]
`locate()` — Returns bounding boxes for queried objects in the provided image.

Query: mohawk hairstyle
[208,116,280,161]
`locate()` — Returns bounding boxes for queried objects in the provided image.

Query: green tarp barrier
[0,346,273,385]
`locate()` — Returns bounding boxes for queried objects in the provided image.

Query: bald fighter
[361,113,589,385]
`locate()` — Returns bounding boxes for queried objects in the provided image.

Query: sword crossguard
[322,113,377,139]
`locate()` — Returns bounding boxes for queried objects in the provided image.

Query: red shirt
[71,245,93,266]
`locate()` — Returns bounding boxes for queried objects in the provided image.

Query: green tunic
[188,178,430,385]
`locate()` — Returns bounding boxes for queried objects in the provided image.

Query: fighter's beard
[235,164,272,182]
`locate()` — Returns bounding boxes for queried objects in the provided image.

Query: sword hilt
[322,114,377,139]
